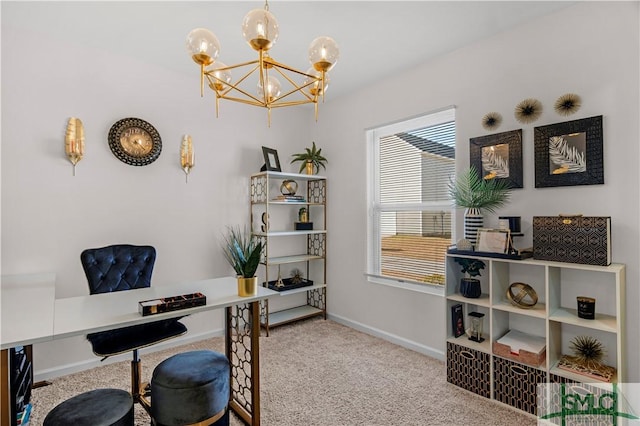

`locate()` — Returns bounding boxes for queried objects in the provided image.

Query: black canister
[577,296,596,320]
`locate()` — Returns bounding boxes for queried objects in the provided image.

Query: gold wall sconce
[180,134,195,182]
[65,117,85,176]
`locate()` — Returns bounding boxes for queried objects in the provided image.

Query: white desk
[1,274,275,426]
[1,273,56,349]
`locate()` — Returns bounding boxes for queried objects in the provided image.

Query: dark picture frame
[451,304,464,338]
[470,129,523,189]
[534,115,604,188]
[261,146,281,172]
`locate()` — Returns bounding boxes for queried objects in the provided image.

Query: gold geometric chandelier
[186,0,339,126]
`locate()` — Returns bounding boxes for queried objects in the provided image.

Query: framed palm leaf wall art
[534,115,604,188]
[470,129,523,189]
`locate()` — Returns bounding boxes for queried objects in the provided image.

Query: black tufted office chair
[80,244,187,411]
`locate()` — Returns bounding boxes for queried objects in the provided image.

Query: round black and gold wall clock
[108,117,162,166]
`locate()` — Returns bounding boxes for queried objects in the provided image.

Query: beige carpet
[29,318,536,425]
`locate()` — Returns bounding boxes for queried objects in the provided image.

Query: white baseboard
[327,313,445,362]
[34,328,223,382]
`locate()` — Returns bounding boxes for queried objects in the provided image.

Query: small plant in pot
[221,226,263,297]
[455,257,485,298]
[290,141,327,175]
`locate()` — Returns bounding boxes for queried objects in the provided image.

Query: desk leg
[226,301,261,426]
[1,349,9,426]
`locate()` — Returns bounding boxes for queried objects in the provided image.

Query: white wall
[2,1,639,384]
[314,1,640,381]
[1,2,311,376]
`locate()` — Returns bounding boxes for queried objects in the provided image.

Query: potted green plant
[448,166,512,246]
[290,141,328,174]
[454,257,485,298]
[221,226,263,296]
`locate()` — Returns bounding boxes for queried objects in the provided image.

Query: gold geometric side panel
[251,175,268,204]
[226,303,260,425]
[307,179,326,204]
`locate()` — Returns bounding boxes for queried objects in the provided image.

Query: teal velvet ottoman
[151,350,230,426]
[43,388,134,426]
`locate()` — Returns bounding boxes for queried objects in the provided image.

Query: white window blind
[367,108,455,290]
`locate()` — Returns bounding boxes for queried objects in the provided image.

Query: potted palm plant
[290,141,327,174]
[448,167,512,247]
[221,226,263,296]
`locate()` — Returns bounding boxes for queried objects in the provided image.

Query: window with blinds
[367,108,455,290]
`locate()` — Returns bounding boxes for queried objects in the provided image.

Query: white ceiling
[5,1,575,100]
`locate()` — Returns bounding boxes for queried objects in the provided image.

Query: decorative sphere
[280,180,298,196]
[457,239,473,251]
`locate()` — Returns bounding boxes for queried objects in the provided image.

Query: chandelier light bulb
[308,36,339,72]
[258,75,281,101]
[207,61,232,91]
[186,28,220,66]
[242,8,279,51]
[303,68,329,96]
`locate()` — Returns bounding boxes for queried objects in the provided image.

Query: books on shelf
[273,195,306,202]
[17,403,32,425]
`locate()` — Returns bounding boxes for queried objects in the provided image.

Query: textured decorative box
[446,342,491,398]
[139,292,206,316]
[294,222,313,230]
[533,216,611,265]
[494,356,547,415]
[493,329,546,367]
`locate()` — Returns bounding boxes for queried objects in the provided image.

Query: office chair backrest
[81,244,156,294]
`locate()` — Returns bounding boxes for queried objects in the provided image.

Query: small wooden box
[138,292,206,316]
[295,222,313,231]
[493,329,546,367]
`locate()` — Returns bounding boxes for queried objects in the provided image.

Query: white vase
[464,208,483,247]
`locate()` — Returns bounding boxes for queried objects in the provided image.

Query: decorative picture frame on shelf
[476,228,510,253]
[261,146,281,172]
[470,129,523,189]
[534,115,604,188]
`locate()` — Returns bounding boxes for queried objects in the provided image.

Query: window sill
[365,274,444,297]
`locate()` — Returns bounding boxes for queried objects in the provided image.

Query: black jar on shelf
[577,296,596,319]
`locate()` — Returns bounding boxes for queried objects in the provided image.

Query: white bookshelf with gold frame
[250,171,327,336]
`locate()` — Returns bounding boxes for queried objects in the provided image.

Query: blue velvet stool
[43,388,134,426]
[151,350,230,426]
